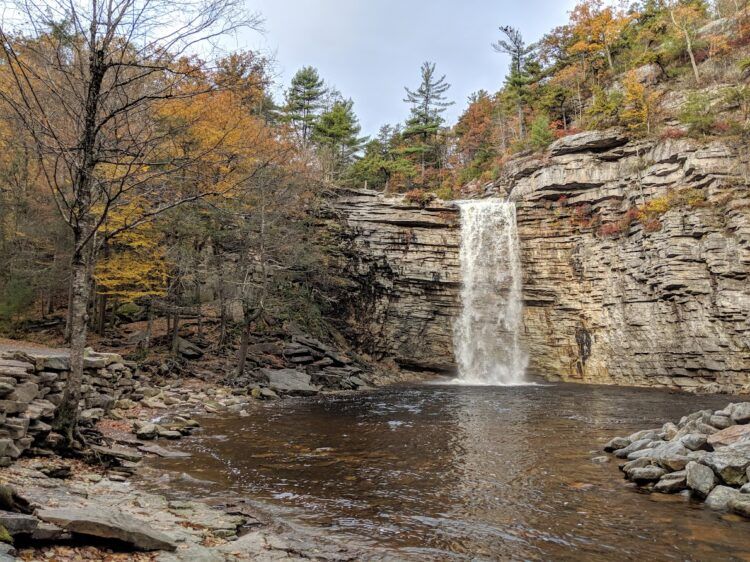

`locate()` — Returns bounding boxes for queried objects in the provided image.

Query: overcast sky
[238,0,578,136]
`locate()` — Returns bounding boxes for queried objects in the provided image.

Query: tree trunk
[685,33,700,84]
[171,311,181,355]
[236,321,251,377]
[53,249,90,446]
[96,293,107,335]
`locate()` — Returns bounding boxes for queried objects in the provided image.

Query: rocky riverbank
[604,402,750,517]
[0,337,391,560]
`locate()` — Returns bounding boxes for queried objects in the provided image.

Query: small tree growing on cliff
[0,0,260,447]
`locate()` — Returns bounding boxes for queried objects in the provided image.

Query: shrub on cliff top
[404,189,435,206]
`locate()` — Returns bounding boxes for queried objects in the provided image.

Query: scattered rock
[0,510,38,535]
[629,466,667,484]
[139,444,191,459]
[262,369,318,396]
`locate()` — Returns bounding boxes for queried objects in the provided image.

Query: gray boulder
[680,433,709,452]
[604,436,631,453]
[731,403,750,424]
[261,369,318,396]
[702,446,750,486]
[705,485,741,511]
[628,466,667,484]
[709,415,733,430]
[654,470,687,494]
[615,438,658,459]
[37,506,177,551]
[729,495,750,518]
[0,510,38,535]
[175,337,203,360]
[686,461,716,498]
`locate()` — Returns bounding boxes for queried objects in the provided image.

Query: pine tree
[313,99,367,182]
[284,66,328,147]
[402,62,454,181]
[493,26,536,139]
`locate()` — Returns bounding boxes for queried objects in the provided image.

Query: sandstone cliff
[331,189,460,372]
[334,132,750,392]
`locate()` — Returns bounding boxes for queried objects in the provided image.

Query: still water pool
[143,384,750,561]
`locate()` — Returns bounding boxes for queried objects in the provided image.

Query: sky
[236,0,578,136]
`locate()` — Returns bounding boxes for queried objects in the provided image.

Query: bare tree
[0,0,261,447]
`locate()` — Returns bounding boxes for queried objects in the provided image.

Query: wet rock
[702,446,750,486]
[139,445,191,459]
[728,495,750,518]
[705,485,740,511]
[37,506,177,551]
[686,461,716,498]
[708,424,750,448]
[628,466,667,484]
[604,436,630,452]
[621,457,652,475]
[615,438,657,459]
[654,470,687,493]
[649,441,692,471]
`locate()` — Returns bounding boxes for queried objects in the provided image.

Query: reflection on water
[142,384,750,561]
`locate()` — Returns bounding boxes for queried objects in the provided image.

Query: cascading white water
[452,200,528,385]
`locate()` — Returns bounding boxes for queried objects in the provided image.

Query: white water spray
[452,200,528,385]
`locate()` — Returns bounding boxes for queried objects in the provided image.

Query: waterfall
[452,200,528,385]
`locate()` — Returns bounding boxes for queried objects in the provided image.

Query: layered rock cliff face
[331,190,460,372]
[506,132,750,392]
[334,132,750,392]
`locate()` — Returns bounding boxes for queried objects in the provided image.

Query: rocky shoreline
[604,402,750,517]
[0,337,392,561]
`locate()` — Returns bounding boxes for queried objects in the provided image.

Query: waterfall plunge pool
[140,384,749,561]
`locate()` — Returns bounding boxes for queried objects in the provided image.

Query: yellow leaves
[620,70,660,135]
[94,198,169,302]
[569,0,634,69]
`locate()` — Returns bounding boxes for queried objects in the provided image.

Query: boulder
[731,403,750,424]
[654,470,687,494]
[90,445,143,464]
[705,485,740,511]
[615,438,657,459]
[707,424,750,448]
[37,506,177,551]
[628,466,667,484]
[650,441,692,471]
[175,338,203,360]
[261,369,318,396]
[0,510,38,535]
[548,129,628,156]
[680,433,709,452]
[729,495,750,518]
[686,461,716,498]
[133,422,158,440]
[709,415,733,430]
[702,447,750,486]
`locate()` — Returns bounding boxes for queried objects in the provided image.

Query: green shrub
[529,114,555,151]
[679,92,715,136]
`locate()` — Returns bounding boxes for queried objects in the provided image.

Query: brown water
[143,384,750,561]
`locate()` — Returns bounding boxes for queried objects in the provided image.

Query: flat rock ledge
[0,462,373,561]
[604,402,750,517]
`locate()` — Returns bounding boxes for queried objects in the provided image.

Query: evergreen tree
[313,99,367,181]
[284,66,328,146]
[493,26,536,139]
[402,62,454,181]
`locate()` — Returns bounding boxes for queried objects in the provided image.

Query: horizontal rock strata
[334,131,750,392]
[331,189,460,372]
